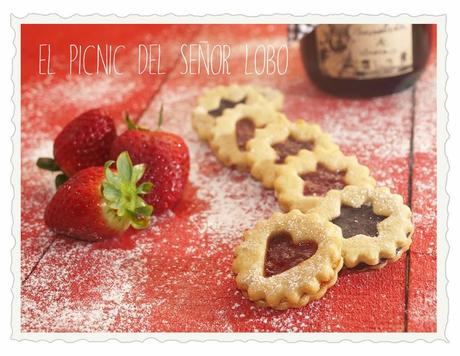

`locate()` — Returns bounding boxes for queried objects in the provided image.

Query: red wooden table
[20,24,437,333]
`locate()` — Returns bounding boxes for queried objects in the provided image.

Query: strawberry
[45,151,153,241]
[110,109,190,214]
[37,108,117,186]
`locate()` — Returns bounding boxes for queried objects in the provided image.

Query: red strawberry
[37,108,117,186]
[45,151,153,241]
[110,110,190,214]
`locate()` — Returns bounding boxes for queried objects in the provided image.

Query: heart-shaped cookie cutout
[235,118,256,150]
[264,231,318,277]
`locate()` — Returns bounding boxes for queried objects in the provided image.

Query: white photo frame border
[10,13,448,342]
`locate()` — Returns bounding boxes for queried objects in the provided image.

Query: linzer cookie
[233,210,343,310]
[210,104,289,170]
[251,85,284,110]
[274,148,375,213]
[192,84,284,141]
[311,185,414,270]
[248,119,340,188]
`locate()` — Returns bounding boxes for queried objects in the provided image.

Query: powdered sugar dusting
[413,61,437,154]
[20,133,57,280]
[21,25,437,333]
[22,75,137,136]
[22,238,156,332]
[405,57,437,332]
[19,26,192,282]
[20,73,150,282]
[139,86,280,248]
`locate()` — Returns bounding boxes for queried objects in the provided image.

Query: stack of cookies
[192,84,414,310]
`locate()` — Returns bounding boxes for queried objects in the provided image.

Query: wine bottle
[296,24,432,98]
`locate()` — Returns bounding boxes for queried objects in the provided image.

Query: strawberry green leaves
[37,157,69,188]
[54,173,69,188]
[36,157,61,171]
[102,151,154,230]
[124,104,164,132]
[124,112,148,132]
[157,104,164,130]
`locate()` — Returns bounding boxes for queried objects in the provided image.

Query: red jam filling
[235,118,256,150]
[331,204,386,239]
[300,164,346,197]
[208,97,246,117]
[264,231,318,277]
[272,136,314,164]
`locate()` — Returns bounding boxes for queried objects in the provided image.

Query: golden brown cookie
[233,209,343,310]
[274,149,375,213]
[310,185,414,269]
[248,119,340,188]
[252,85,284,110]
[192,84,284,142]
[210,104,289,170]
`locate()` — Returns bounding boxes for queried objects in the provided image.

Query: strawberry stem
[157,104,164,130]
[124,105,164,132]
[124,112,149,131]
[124,112,138,130]
[101,151,154,230]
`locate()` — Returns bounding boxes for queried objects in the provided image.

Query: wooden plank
[407,55,437,332]
[136,25,412,332]
[21,24,432,332]
[20,24,200,281]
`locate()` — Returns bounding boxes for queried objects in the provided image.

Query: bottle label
[315,24,413,79]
